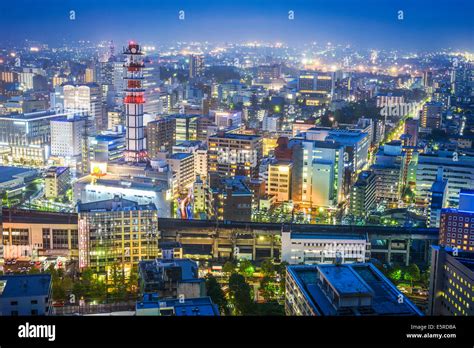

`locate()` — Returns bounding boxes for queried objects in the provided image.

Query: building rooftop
[169,152,193,160]
[136,295,219,316]
[0,166,37,184]
[46,166,69,177]
[2,208,78,225]
[139,258,200,283]
[288,263,423,316]
[50,115,87,123]
[0,274,51,298]
[77,196,157,213]
[289,231,367,241]
[0,110,73,121]
[318,264,373,296]
[209,133,261,141]
[354,170,375,187]
[218,177,252,196]
[172,113,200,120]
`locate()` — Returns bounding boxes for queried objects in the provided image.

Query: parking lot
[2,259,42,274]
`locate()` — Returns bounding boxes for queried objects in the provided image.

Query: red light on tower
[123,41,147,162]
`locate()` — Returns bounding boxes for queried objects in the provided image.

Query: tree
[260,259,275,277]
[205,274,228,315]
[238,259,255,278]
[110,262,127,301]
[388,266,403,283]
[404,264,421,286]
[275,261,288,294]
[127,267,139,296]
[228,273,254,315]
[260,276,279,301]
[222,261,236,275]
[73,268,107,303]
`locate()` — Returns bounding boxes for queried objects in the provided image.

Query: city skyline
[0,1,473,337]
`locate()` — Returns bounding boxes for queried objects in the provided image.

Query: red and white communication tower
[123,41,147,162]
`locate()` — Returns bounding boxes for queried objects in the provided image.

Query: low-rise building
[138,258,205,299]
[282,230,370,265]
[0,274,52,316]
[1,208,78,260]
[285,263,423,316]
[136,293,219,316]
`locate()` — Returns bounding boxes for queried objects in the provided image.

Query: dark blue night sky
[0,0,473,50]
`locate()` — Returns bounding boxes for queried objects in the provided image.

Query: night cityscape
[0,0,472,346]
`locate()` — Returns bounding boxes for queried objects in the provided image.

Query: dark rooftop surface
[0,274,51,298]
[288,264,423,316]
[0,166,37,183]
[136,295,219,316]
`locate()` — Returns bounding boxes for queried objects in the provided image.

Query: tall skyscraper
[208,133,263,179]
[350,170,376,218]
[428,246,474,316]
[422,70,433,88]
[146,117,176,157]
[77,196,159,278]
[189,54,204,79]
[123,42,147,162]
[420,101,443,131]
[63,83,105,132]
[50,114,86,158]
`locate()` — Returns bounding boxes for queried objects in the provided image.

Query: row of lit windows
[446,288,471,308]
[447,216,474,222]
[441,293,468,315]
[445,266,474,291]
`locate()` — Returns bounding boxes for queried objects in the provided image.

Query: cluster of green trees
[44,264,138,304]
[386,263,429,287]
[205,259,287,316]
[320,100,382,126]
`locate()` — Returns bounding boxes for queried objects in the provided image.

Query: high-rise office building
[267,161,292,203]
[208,133,263,179]
[174,114,199,143]
[168,152,195,196]
[427,169,448,228]
[451,62,473,98]
[50,114,86,158]
[438,189,474,251]
[0,110,69,164]
[428,246,474,316]
[371,141,404,204]
[189,54,204,79]
[63,83,105,132]
[420,102,443,131]
[296,139,344,208]
[416,151,474,208]
[77,196,159,280]
[146,117,176,157]
[143,58,161,115]
[210,177,252,221]
[350,170,376,218]
[423,70,433,88]
[45,166,71,199]
[297,71,334,106]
